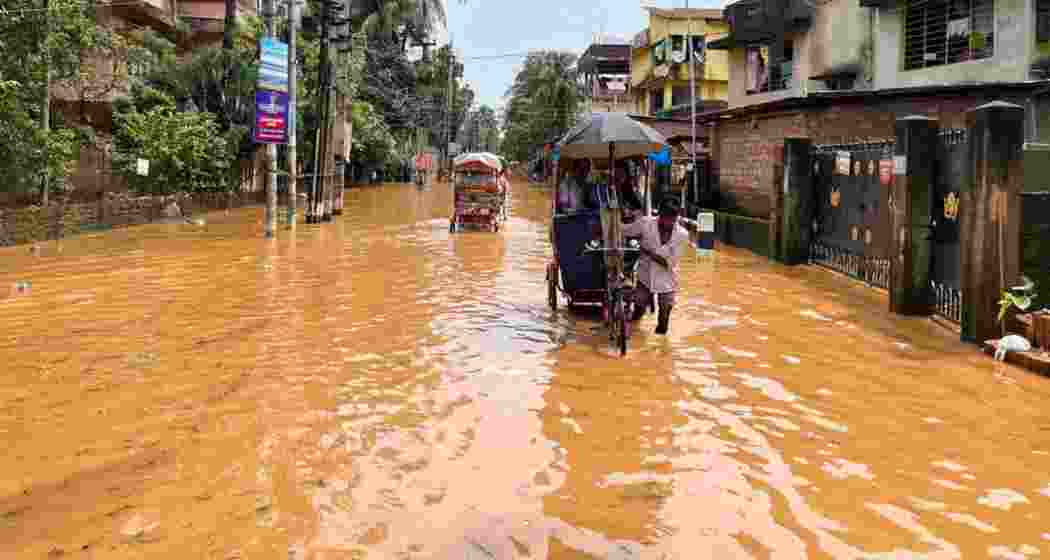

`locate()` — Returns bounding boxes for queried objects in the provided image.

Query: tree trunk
[223,0,237,50]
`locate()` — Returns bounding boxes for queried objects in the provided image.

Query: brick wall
[0,191,264,247]
[713,112,806,216]
[712,90,1036,217]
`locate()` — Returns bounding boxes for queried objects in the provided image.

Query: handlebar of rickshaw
[579,243,642,258]
[583,247,641,253]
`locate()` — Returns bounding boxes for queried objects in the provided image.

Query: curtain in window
[670,35,687,63]
[746,47,769,93]
[672,86,692,107]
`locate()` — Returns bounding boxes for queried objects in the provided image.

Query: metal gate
[930,129,966,323]
[809,142,893,289]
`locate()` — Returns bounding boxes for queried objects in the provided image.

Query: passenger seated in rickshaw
[613,160,644,219]
[557,158,598,213]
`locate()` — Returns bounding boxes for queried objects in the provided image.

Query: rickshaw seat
[552,210,606,295]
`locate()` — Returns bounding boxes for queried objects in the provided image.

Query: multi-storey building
[699,0,1050,218]
[709,0,1050,109]
[629,7,730,117]
[578,35,633,114]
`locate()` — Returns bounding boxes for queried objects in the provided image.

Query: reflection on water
[2,181,1050,558]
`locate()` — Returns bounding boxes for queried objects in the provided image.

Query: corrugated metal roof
[646,7,724,20]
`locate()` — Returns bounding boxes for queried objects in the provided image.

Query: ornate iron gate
[810,142,893,289]
[930,129,966,323]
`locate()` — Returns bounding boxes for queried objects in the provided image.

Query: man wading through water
[622,199,689,334]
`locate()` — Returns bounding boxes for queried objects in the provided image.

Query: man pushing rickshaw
[547,113,688,355]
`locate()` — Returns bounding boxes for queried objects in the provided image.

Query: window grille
[824,76,856,90]
[746,41,793,95]
[903,0,994,70]
[1038,0,1050,42]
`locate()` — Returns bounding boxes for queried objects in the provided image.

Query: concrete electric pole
[263,0,278,237]
[286,0,298,226]
[685,0,697,216]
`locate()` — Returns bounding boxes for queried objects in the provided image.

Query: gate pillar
[779,138,813,265]
[960,101,1025,343]
[890,116,939,315]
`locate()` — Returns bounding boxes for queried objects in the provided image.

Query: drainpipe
[1027,86,1050,143]
[867,7,875,88]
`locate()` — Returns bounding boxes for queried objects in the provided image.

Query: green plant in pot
[969,32,986,52]
[998,276,1037,336]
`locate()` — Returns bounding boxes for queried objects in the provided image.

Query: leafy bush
[351,101,395,164]
[999,276,1037,323]
[114,103,233,194]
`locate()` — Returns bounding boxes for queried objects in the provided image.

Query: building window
[823,76,857,90]
[746,41,793,95]
[649,90,662,115]
[903,0,994,70]
[671,86,692,108]
[1038,0,1050,43]
[652,39,667,66]
[669,35,688,64]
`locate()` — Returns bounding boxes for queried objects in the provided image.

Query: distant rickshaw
[450,152,507,233]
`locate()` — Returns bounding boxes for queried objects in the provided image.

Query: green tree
[501,50,582,162]
[0,0,117,200]
[136,16,262,174]
[113,93,233,194]
[350,100,395,164]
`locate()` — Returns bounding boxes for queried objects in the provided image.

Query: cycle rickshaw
[545,113,668,356]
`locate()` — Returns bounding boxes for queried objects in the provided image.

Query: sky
[437,0,727,114]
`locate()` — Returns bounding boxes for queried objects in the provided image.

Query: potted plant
[969,32,986,53]
[998,276,1036,337]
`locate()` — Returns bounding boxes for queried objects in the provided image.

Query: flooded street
[4,180,1050,559]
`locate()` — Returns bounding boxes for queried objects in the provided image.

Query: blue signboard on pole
[259,38,289,93]
[255,38,290,145]
[254,90,290,144]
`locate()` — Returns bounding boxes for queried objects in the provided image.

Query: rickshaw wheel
[547,265,557,310]
[611,293,628,356]
[618,316,628,356]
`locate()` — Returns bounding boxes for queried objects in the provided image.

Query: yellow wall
[631,45,652,88]
[649,17,730,84]
[630,12,730,114]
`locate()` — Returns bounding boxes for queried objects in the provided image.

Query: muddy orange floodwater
[2,181,1050,559]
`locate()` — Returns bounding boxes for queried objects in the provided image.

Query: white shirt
[623,216,690,294]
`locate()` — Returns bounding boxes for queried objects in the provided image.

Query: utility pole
[338,29,351,213]
[309,0,330,224]
[327,60,338,219]
[328,0,350,219]
[332,47,343,216]
[685,0,697,216]
[263,0,278,237]
[445,35,455,179]
[286,0,298,226]
[41,0,51,208]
